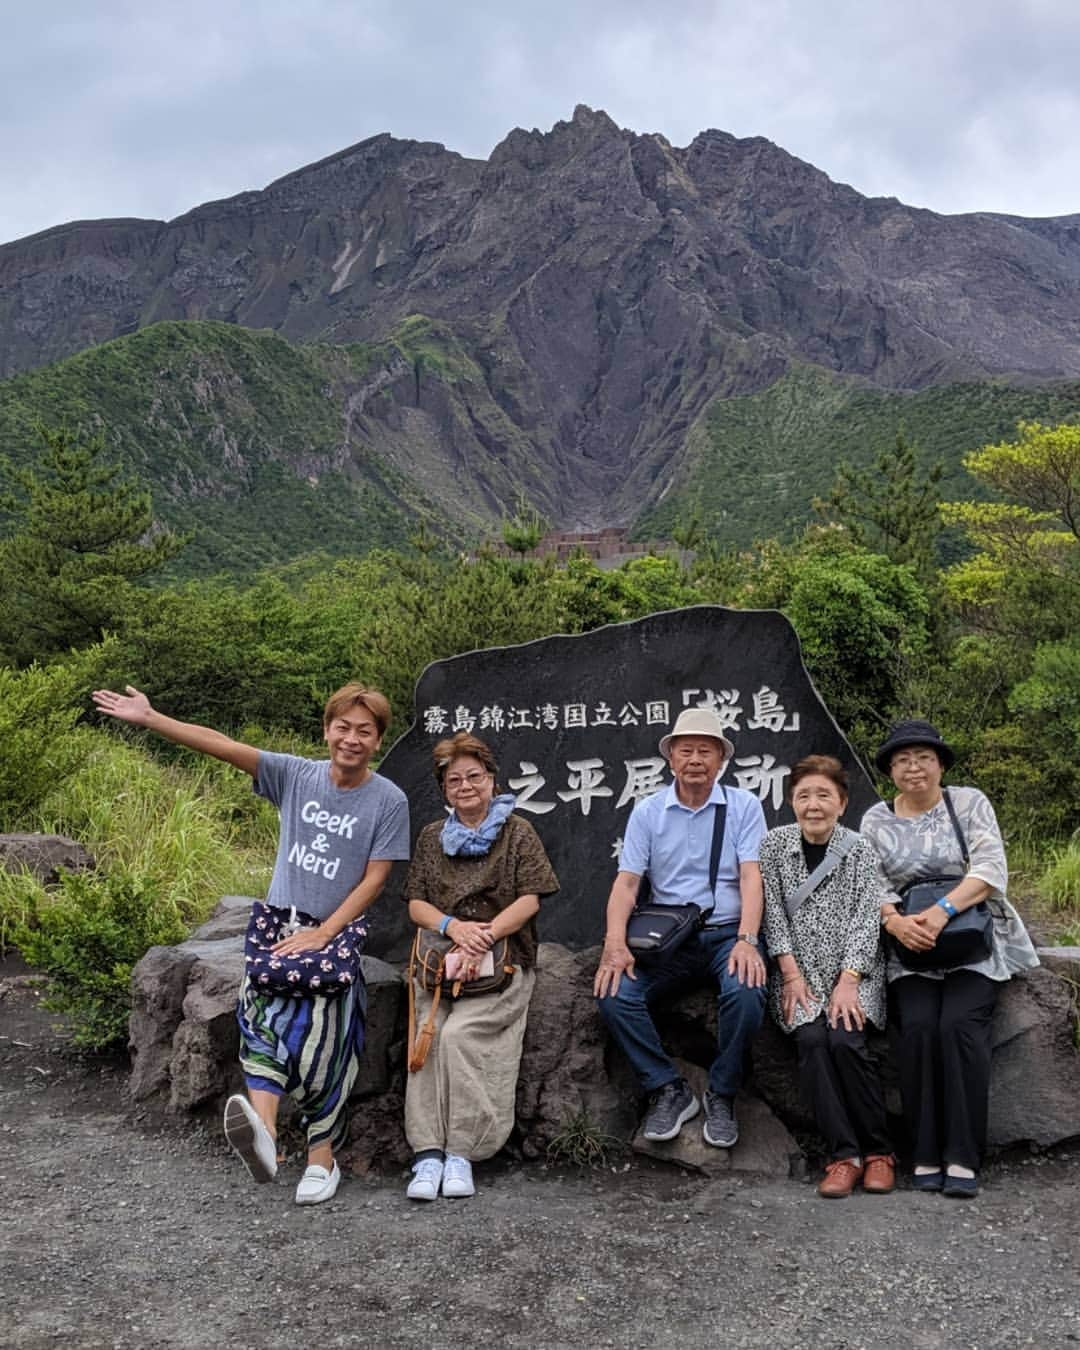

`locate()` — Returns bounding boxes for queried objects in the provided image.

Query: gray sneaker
[702,1090,738,1148]
[642,1079,700,1141]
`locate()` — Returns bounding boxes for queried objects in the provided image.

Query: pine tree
[0,426,186,664]
[813,429,943,579]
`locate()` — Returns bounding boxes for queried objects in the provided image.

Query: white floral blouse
[860,785,1040,984]
[761,823,888,1033]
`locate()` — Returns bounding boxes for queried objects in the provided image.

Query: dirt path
[2,968,1078,1350]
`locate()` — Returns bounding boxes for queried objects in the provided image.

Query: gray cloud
[4,0,1080,246]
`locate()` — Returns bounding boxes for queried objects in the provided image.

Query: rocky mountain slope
[4,105,1080,536]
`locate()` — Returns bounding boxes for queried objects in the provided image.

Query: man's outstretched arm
[92,685,260,777]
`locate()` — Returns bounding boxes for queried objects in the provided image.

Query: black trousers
[792,1016,892,1162]
[890,970,999,1172]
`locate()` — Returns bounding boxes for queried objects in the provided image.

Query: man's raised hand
[92,685,153,726]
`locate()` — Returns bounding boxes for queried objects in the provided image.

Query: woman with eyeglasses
[401,732,558,1201]
[861,720,1039,1198]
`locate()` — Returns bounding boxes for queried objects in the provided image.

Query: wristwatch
[737,933,759,948]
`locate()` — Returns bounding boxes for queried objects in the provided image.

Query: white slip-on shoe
[223,1094,277,1183]
[441,1154,475,1198]
[406,1156,444,1201]
[295,1162,341,1205]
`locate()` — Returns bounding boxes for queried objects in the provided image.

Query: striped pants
[237,974,366,1151]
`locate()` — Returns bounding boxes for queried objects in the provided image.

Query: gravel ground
[2,968,1078,1350]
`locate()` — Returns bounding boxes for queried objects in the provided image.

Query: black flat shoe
[942,1173,979,1198]
[911,1170,944,1192]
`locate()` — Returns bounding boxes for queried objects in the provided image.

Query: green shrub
[15,868,188,1050]
[0,868,41,955]
[0,659,89,829]
[4,729,277,1047]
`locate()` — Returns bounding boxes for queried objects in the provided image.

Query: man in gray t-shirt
[256,749,409,920]
[92,679,410,1205]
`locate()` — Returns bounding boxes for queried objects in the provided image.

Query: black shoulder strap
[707,797,727,906]
[941,787,970,868]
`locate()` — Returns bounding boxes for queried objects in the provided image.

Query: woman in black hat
[861,720,1039,1197]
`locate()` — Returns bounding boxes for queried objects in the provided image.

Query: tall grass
[1037,839,1080,944]
[0,728,282,1047]
[1007,833,1080,946]
[36,729,276,921]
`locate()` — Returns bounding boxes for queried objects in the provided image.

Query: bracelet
[438,914,453,936]
[782,974,803,986]
[936,898,958,918]
[841,968,862,982]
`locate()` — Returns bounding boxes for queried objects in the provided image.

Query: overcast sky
[4,0,1080,246]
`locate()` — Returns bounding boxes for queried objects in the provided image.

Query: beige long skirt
[405,967,536,1160]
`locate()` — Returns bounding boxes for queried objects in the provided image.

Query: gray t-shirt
[256,752,410,921]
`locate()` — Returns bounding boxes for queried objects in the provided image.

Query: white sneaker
[295,1162,341,1205]
[406,1156,444,1201]
[223,1094,277,1183]
[441,1154,475,1198]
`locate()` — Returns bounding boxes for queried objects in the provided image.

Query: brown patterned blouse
[403,814,559,969]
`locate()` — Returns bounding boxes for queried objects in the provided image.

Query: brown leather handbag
[406,928,516,1072]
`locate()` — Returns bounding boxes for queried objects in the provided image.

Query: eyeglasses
[444,770,490,790]
[891,750,940,769]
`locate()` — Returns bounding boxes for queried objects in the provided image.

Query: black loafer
[942,1173,979,1198]
[911,1170,944,1192]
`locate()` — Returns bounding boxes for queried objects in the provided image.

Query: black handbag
[626,800,726,963]
[891,789,994,972]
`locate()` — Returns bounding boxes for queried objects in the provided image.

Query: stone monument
[371,605,876,958]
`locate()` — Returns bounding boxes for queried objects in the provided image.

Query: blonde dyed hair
[323,683,391,736]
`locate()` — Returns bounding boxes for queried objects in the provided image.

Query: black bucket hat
[874,719,955,774]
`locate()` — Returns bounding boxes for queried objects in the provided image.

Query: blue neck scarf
[441,793,517,857]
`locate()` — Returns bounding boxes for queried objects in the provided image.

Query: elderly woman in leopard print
[761,755,894,1199]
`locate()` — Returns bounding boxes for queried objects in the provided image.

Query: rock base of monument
[128,899,1080,1175]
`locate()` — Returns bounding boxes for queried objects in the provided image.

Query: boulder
[128,918,1080,1173]
[989,959,1080,1150]
[129,942,205,1101]
[515,943,638,1156]
[0,832,95,886]
[189,895,254,941]
[169,938,246,1110]
[352,956,407,1099]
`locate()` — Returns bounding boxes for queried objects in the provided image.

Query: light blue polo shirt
[619,781,766,924]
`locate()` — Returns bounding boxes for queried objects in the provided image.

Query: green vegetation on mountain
[0,321,459,575]
[0,317,570,575]
[637,365,1080,550]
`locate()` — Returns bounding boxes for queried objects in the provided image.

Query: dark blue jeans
[596,925,766,1097]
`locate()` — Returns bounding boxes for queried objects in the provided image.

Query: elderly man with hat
[593,708,768,1147]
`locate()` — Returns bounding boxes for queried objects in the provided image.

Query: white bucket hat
[658,708,735,763]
